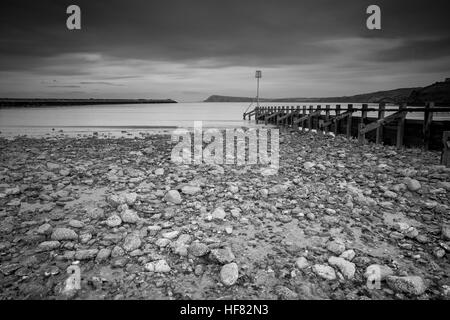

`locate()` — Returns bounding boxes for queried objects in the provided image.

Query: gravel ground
[0,131,449,300]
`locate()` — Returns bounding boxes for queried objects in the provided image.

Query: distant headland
[205,79,450,105]
[0,98,177,107]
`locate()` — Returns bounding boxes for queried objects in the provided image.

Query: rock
[181,185,201,195]
[269,184,288,195]
[188,242,210,257]
[326,239,346,255]
[442,225,450,240]
[313,264,336,280]
[145,259,171,273]
[51,228,78,241]
[96,248,111,262]
[340,249,356,261]
[46,162,60,171]
[220,262,239,286]
[275,285,298,300]
[164,190,182,204]
[210,247,235,264]
[328,256,356,279]
[438,181,450,191]
[124,192,138,205]
[212,207,227,220]
[386,276,427,295]
[295,257,309,269]
[148,225,162,236]
[80,233,92,244]
[111,246,124,258]
[68,220,84,229]
[120,209,139,224]
[123,232,141,252]
[37,223,53,235]
[75,249,99,260]
[404,178,421,192]
[303,162,315,170]
[162,230,180,240]
[106,215,122,227]
[154,168,164,175]
[156,238,171,248]
[38,241,60,251]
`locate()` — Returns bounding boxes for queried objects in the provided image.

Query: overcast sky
[0,0,449,101]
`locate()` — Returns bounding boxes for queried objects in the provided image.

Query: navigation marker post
[255,70,262,108]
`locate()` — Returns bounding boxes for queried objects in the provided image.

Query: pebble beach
[0,130,449,300]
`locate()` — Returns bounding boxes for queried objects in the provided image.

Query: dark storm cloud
[0,0,450,99]
[1,0,448,67]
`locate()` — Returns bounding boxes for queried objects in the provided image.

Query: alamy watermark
[170,121,279,169]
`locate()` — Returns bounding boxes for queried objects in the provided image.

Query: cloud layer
[1,0,449,101]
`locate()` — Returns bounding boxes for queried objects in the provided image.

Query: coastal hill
[408,79,450,105]
[205,79,450,105]
[204,88,418,104]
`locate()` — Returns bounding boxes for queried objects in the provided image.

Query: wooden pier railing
[243,102,450,166]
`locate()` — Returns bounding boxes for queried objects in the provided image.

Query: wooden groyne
[243,102,450,166]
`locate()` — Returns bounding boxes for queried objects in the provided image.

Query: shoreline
[0,131,449,299]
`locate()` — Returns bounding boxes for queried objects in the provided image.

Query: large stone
[189,242,210,257]
[106,215,122,227]
[295,257,309,269]
[51,228,78,241]
[162,230,180,240]
[210,247,235,264]
[37,223,53,235]
[386,276,427,295]
[68,220,84,229]
[326,239,346,255]
[75,249,99,260]
[220,263,239,286]
[404,178,421,192]
[123,232,141,252]
[120,209,139,224]
[181,185,201,195]
[164,190,182,204]
[340,249,356,261]
[124,193,138,206]
[269,184,288,195]
[442,225,450,241]
[328,256,356,279]
[212,207,227,220]
[145,259,171,273]
[364,264,394,281]
[313,264,336,280]
[96,248,111,262]
[38,241,60,251]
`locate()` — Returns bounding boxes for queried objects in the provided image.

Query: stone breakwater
[0,132,449,300]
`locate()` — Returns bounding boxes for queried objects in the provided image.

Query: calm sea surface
[0,102,448,137]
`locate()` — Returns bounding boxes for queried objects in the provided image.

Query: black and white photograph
[0,0,449,307]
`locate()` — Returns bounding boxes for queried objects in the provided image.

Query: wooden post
[346,104,353,138]
[289,106,295,127]
[334,104,341,135]
[396,103,406,149]
[293,106,300,131]
[316,105,322,133]
[442,131,450,167]
[423,102,434,150]
[302,106,307,132]
[324,105,330,134]
[376,102,385,144]
[308,105,313,132]
[358,104,368,143]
